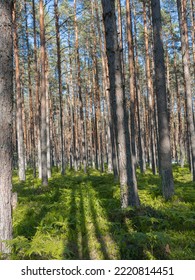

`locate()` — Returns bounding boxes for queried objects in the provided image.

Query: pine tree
[101,0,140,208]
[0,0,13,254]
[151,0,174,199]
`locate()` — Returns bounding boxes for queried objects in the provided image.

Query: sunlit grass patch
[11,165,195,260]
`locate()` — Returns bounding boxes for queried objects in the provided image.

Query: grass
[9,165,195,260]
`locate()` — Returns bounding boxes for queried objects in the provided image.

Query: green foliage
[11,166,195,260]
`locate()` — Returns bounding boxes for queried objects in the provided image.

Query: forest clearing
[0,0,195,260]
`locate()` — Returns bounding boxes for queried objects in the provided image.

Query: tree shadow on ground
[84,170,195,260]
[12,167,195,260]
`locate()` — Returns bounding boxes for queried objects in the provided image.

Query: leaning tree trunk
[151,0,174,199]
[101,0,140,208]
[0,0,13,255]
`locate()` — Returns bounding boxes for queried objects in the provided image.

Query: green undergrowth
[10,165,195,260]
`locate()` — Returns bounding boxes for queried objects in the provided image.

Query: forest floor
[10,165,195,260]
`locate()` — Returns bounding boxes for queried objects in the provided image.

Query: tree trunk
[0,0,13,255]
[143,0,157,175]
[54,0,65,175]
[13,0,26,181]
[126,0,136,167]
[151,0,174,199]
[94,0,114,174]
[171,30,185,166]
[74,0,86,173]
[102,0,140,208]
[25,0,36,177]
[117,0,125,81]
[39,0,48,186]
[133,1,146,173]
[45,54,51,178]
[189,0,195,79]
[32,0,41,179]
[177,0,195,181]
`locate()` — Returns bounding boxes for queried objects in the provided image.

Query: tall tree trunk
[74,0,86,173]
[25,0,36,177]
[177,0,195,181]
[103,13,119,177]
[102,0,140,208]
[95,1,118,176]
[39,0,48,186]
[117,0,125,81]
[151,0,174,199]
[94,0,114,174]
[126,0,136,167]
[189,0,195,79]
[143,0,157,175]
[171,15,185,167]
[45,54,51,178]
[68,29,78,171]
[173,46,185,166]
[54,0,65,175]
[13,0,26,182]
[32,0,41,179]
[0,0,13,255]
[91,1,104,172]
[133,1,146,173]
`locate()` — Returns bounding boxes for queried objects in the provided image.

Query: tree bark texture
[101,0,140,208]
[54,0,65,175]
[39,0,48,186]
[0,0,13,254]
[13,0,26,181]
[151,0,174,199]
[177,0,195,181]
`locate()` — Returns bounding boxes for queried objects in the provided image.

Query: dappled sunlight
[11,166,195,260]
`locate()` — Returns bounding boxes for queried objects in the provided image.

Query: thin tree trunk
[32,0,41,178]
[133,1,146,173]
[91,1,104,172]
[25,0,36,177]
[126,0,136,167]
[13,0,26,182]
[74,0,86,173]
[117,0,125,81]
[39,0,48,186]
[45,54,51,178]
[54,0,65,175]
[177,0,195,180]
[143,0,157,175]
[171,29,185,166]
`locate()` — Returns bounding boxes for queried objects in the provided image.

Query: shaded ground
[10,165,195,260]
